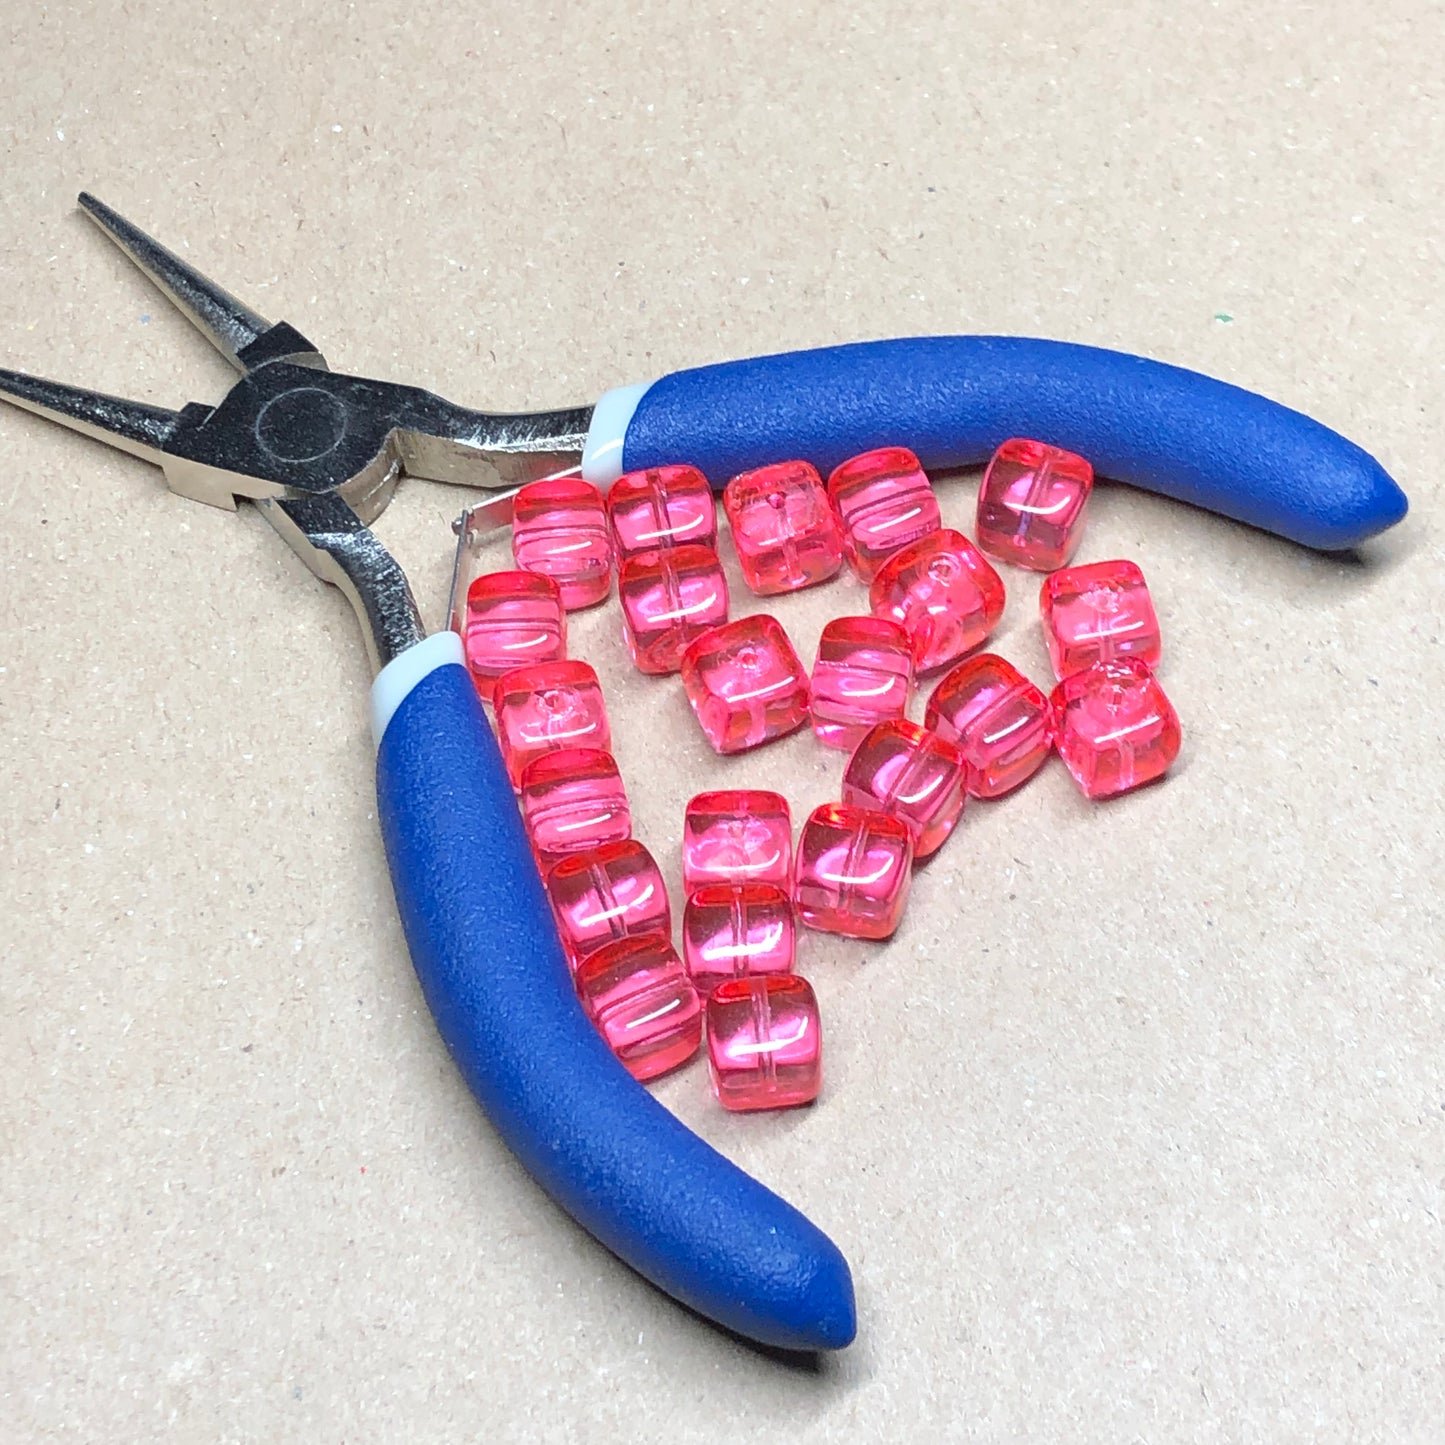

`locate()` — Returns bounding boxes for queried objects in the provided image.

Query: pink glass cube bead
[491,659,611,789]
[1050,658,1181,799]
[793,803,913,940]
[841,719,967,860]
[510,476,613,610]
[545,839,671,969]
[575,934,702,1081]
[976,437,1094,572]
[869,528,1006,673]
[1040,558,1162,680]
[925,653,1053,799]
[682,883,796,995]
[706,975,821,1112]
[809,615,914,751]
[682,789,793,892]
[519,748,631,864]
[460,570,567,685]
[617,543,730,675]
[606,464,717,560]
[826,446,942,582]
[680,614,811,755]
[722,460,844,595]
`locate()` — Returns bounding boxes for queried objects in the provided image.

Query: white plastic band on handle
[371,630,467,749]
[580,381,651,488]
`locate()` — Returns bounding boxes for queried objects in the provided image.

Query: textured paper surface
[2,3,1441,1440]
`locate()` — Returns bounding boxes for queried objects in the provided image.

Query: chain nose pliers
[0,195,1406,1353]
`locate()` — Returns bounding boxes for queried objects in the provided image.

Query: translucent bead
[925,653,1053,799]
[975,437,1093,572]
[680,614,811,754]
[510,476,613,610]
[491,659,610,789]
[1051,658,1181,799]
[682,883,795,995]
[681,789,793,892]
[617,543,729,675]
[545,839,671,970]
[519,748,631,864]
[793,803,913,940]
[706,976,821,1112]
[606,464,717,560]
[826,445,942,581]
[1039,558,1162,680]
[574,934,702,1081]
[840,719,967,859]
[809,615,914,751]
[869,528,1006,673]
[722,460,844,595]
[460,570,566,685]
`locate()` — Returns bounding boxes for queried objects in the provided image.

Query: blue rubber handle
[620,336,1407,551]
[375,659,856,1352]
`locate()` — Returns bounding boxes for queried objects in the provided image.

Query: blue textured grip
[621,336,1406,551]
[375,661,856,1352]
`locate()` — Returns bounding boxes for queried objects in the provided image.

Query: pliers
[0,195,1408,1354]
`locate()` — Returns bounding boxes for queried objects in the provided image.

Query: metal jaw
[0,194,593,671]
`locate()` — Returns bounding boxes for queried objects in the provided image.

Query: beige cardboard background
[2,2,1442,1439]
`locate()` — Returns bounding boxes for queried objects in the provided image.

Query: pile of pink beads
[455,438,1182,1112]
